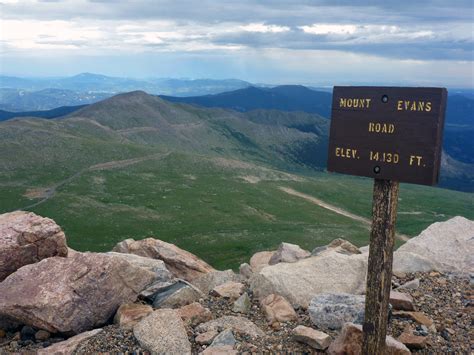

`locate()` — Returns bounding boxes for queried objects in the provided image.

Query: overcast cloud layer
[0,0,473,87]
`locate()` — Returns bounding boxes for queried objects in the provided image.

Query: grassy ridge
[5,152,470,270]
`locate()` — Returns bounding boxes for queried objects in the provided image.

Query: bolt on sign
[327,86,447,354]
[327,86,447,185]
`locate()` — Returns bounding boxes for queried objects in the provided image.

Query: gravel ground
[0,271,471,354]
[389,271,472,354]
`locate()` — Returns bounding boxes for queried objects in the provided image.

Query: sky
[0,0,473,87]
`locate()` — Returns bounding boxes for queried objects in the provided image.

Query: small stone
[153,280,202,308]
[211,281,245,300]
[195,330,218,345]
[196,316,265,338]
[397,278,420,290]
[393,271,407,279]
[239,263,253,279]
[392,310,433,327]
[398,331,427,349]
[389,291,415,311]
[113,303,153,329]
[271,321,281,330]
[328,322,410,354]
[35,330,51,341]
[292,325,331,350]
[210,329,236,347]
[232,292,251,314]
[202,345,237,355]
[178,302,212,326]
[260,294,297,323]
[20,326,36,341]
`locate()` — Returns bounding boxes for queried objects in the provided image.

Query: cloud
[0,0,472,86]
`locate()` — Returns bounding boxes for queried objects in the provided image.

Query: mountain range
[0,90,472,269]
[0,73,251,111]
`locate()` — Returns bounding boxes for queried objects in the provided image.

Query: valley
[0,91,472,269]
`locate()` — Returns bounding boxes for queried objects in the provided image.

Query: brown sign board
[327,86,447,185]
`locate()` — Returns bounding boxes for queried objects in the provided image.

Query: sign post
[327,86,447,353]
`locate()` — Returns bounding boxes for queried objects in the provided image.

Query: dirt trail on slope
[279,186,410,242]
[19,152,170,211]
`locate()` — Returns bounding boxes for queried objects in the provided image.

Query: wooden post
[362,178,399,354]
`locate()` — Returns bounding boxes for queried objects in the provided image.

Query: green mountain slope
[1,91,472,269]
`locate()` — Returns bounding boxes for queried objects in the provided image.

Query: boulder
[191,269,243,294]
[38,328,103,355]
[196,316,265,338]
[0,211,68,281]
[269,242,310,265]
[393,216,474,274]
[113,303,153,329]
[0,252,156,334]
[232,292,251,314]
[390,291,415,311]
[249,251,274,272]
[211,281,245,300]
[178,302,212,326]
[328,322,410,355]
[106,252,173,282]
[309,293,365,330]
[134,309,191,354]
[112,237,214,281]
[260,294,297,323]
[152,280,203,308]
[292,325,331,350]
[250,251,367,308]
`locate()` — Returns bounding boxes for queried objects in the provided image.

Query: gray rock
[0,211,68,281]
[393,216,474,274]
[309,293,365,330]
[191,270,243,295]
[397,278,420,291]
[196,316,265,338]
[232,292,251,314]
[152,280,203,308]
[250,251,367,309]
[134,309,191,354]
[0,252,156,334]
[269,242,310,265]
[210,329,236,347]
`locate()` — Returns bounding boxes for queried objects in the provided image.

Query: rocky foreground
[0,211,472,354]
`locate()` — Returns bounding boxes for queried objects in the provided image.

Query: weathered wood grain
[362,179,399,354]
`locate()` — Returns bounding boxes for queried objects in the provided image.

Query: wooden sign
[326,86,447,354]
[327,86,447,185]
